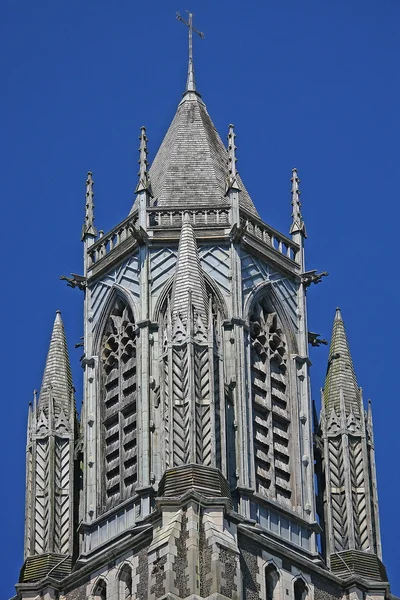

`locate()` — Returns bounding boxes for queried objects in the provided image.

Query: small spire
[226,124,240,192]
[135,126,150,193]
[290,168,307,237]
[177,11,204,94]
[81,171,98,240]
[228,124,237,178]
[323,308,361,418]
[171,213,208,328]
[38,311,74,419]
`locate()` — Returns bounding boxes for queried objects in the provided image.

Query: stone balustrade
[240,211,299,263]
[88,213,138,267]
[147,207,230,228]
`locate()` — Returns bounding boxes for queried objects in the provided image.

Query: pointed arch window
[294,578,308,600]
[101,298,137,510]
[265,564,280,600]
[118,564,133,600]
[250,299,292,505]
[93,579,107,600]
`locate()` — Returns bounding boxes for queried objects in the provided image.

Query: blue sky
[1,0,399,596]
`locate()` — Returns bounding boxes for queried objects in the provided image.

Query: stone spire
[227,124,240,190]
[319,308,382,571]
[38,310,74,419]
[81,171,97,240]
[23,311,76,579]
[135,126,150,193]
[289,168,306,237]
[323,307,361,419]
[171,213,208,327]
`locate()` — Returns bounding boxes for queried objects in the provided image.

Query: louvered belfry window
[100,298,137,510]
[250,300,292,505]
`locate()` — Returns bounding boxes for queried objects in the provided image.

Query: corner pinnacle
[290,168,307,237]
[81,171,98,240]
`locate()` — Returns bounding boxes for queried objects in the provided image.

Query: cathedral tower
[14,14,396,600]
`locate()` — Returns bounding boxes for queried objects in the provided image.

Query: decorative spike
[135,126,150,193]
[81,171,98,240]
[290,168,307,237]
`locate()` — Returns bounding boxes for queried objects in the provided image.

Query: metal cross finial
[176,11,204,92]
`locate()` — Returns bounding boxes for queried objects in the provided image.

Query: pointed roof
[133,91,259,216]
[171,214,208,326]
[323,308,361,417]
[38,311,74,417]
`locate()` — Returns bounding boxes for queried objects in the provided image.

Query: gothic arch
[247,283,297,506]
[245,281,298,354]
[92,578,107,600]
[98,290,138,512]
[293,577,309,600]
[93,283,139,354]
[117,563,133,600]
[153,271,228,324]
[265,562,281,600]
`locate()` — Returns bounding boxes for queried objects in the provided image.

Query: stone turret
[21,311,76,584]
[319,308,384,578]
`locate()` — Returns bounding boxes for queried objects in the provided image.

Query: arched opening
[93,579,107,600]
[250,297,292,505]
[100,297,138,511]
[265,564,280,600]
[118,564,133,600]
[294,578,308,600]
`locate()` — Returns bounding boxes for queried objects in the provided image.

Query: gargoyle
[229,222,246,243]
[129,223,149,245]
[301,270,328,287]
[308,332,328,347]
[60,273,86,290]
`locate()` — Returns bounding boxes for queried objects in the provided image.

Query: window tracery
[250,299,292,505]
[100,298,137,510]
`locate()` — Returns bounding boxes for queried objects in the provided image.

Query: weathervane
[176,11,204,92]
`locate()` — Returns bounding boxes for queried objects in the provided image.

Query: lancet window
[250,299,292,505]
[294,578,308,600]
[100,298,137,511]
[265,564,280,600]
[118,564,133,600]
[93,579,107,600]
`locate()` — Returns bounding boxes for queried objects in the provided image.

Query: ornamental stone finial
[228,124,237,178]
[290,167,306,237]
[81,171,98,240]
[136,126,149,193]
[227,124,240,192]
